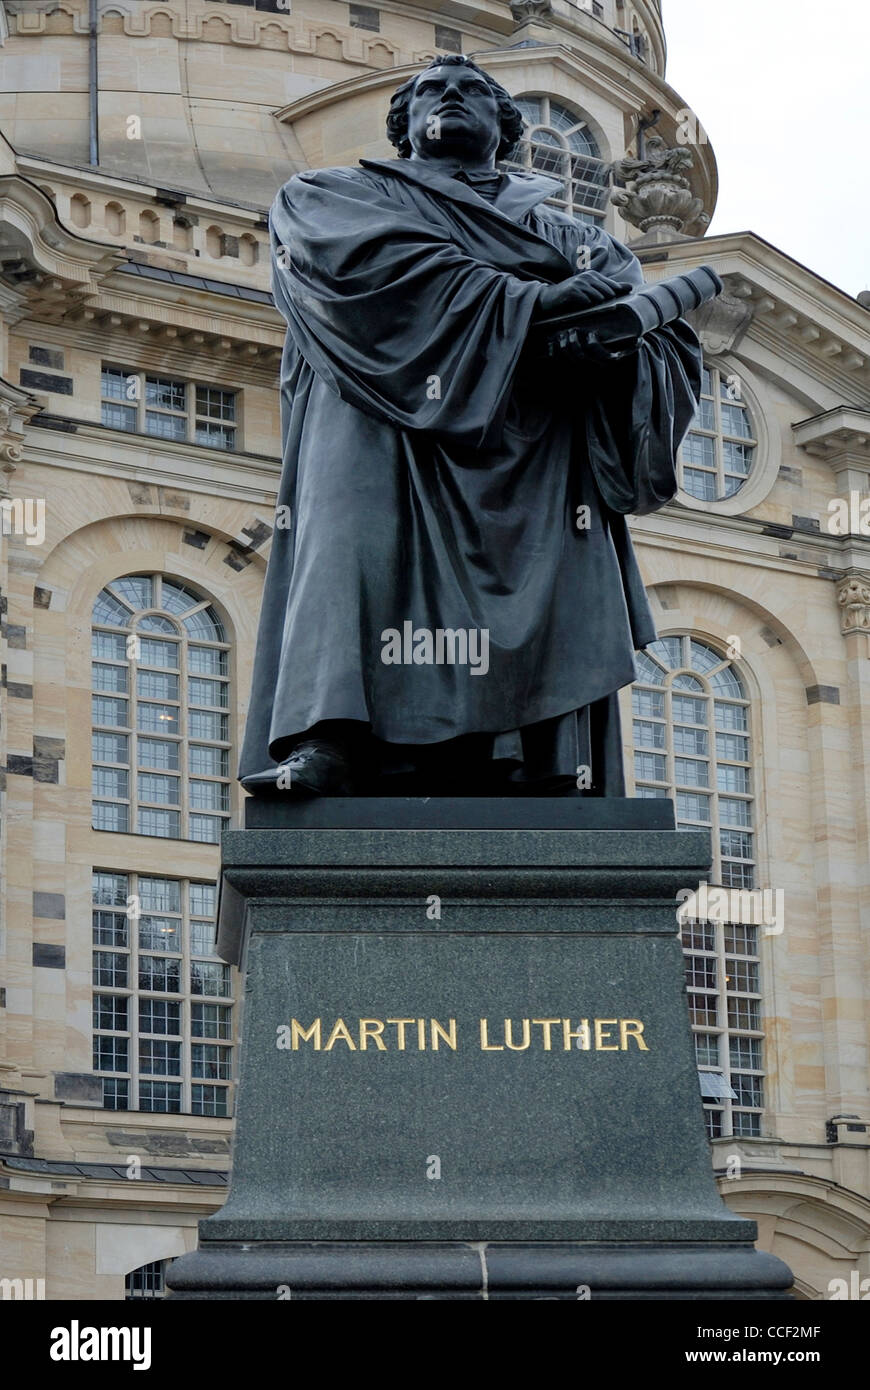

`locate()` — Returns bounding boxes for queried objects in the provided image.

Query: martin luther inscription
[276,1016,650,1052]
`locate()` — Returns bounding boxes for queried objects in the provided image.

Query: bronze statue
[240,56,707,798]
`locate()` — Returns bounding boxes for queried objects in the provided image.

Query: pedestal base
[168,1240,792,1301]
[167,799,793,1301]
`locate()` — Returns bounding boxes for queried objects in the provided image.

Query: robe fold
[238,158,703,791]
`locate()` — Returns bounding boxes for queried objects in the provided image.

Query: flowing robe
[238,158,702,791]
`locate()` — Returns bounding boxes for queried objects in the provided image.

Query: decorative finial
[610,134,708,236]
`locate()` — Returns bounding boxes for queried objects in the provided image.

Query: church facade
[0,0,868,1300]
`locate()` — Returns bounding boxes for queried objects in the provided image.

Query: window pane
[188,677,228,708]
[189,745,228,776]
[717,765,750,794]
[102,1078,129,1110]
[723,923,757,955]
[183,608,225,641]
[635,652,666,685]
[190,921,217,956]
[188,711,228,741]
[191,1085,228,1117]
[715,701,748,732]
[190,962,231,996]
[190,814,223,844]
[92,631,127,660]
[139,1040,181,1076]
[137,671,179,701]
[138,637,178,667]
[93,952,128,987]
[188,646,228,676]
[676,791,711,822]
[92,767,129,799]
[139,1082,182,1113]
[138,739,180,771]
[139,879,181,913]
[93,732,129,765]
[92,662,128,692]
[195,386,236,421]
[694,1034,719,1066]
[93,591,131,626]
[716,732,749,761]
[93,802,129,832]
[673,725,708,756]
[137,704,179,734]
[94,994,128,1030]
[145,411,186,440]
[191,1003,232,1039]
[632,688,665,718]
[138,772,180,805]
[138,916,181,951]
[633,719,665,749]
[189,780,229,811]
[137,808,180,838]
[94,1036,129,1072]
[145,376,185,411]
[93,871,128,906]
[194,423,235,450]
[139,999,181,1035]
[674,758,708,787]
[102,402,137,432]
[189,883,217,916]
[138,956,181,992]
[191,1043,231,1079]
[634,751,666,782]
[92,696,129,728]
[671,695,706,724]
[720,829,753,859]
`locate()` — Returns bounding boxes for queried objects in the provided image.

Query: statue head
[387,56,524,164]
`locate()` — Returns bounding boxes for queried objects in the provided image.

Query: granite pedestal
[167,799,793,1300]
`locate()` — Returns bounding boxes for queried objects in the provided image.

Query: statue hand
[536,271,633,320]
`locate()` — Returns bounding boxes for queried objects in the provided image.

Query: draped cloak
[238,158,703,792]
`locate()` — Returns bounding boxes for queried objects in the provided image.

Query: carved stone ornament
[687,291,754,355]
[0,377,39,490]
[509,0,553,22]
[836,573,870,636]
[610,135,709,235]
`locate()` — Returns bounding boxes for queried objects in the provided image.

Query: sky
[661,0,869,299]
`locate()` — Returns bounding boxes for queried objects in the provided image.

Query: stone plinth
[167,799,793,1299]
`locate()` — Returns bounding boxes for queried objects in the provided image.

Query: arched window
[501,96,609,225]
[91,574,231,843]
[629,634,763,1139]
[678,364,757,503]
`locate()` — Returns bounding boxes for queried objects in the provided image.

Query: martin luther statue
[239,56,704,797]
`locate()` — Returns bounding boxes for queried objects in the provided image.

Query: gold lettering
[324,1018,356,1051]
[479,1019,503,1051]
[504,1018,530,1051]
[416,1018,426,1050]
[386,1018,415,1050]
[358,1018,387,1051]
[291,1018,321,1050]
[594,1018,619,1051]
[431,1018,457,1050]
[562,1018,590,1050]
[532,1018,560,1050]
[620,1019,649,1051]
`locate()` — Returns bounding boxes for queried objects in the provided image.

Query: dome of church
[0,0,714,228]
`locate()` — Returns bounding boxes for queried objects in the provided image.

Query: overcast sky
[661,0,869,300]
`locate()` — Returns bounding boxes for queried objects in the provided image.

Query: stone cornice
[655,232,870,400]
[0,173,124,321]
[792,408,870,461]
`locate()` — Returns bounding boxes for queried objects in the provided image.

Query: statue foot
[240,739,356,797]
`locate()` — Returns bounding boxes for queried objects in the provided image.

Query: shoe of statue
[240,739,356,797]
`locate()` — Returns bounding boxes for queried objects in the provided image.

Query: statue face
[406,65,501,165]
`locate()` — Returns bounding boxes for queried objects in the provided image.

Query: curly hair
[386,55,525,162]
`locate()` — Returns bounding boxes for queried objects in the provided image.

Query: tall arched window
[678,364,757,503]
[629,635,763,1139]
[91,574,231,843]
[501,96,609,225]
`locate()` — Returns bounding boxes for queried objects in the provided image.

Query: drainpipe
[88,0,99,166]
